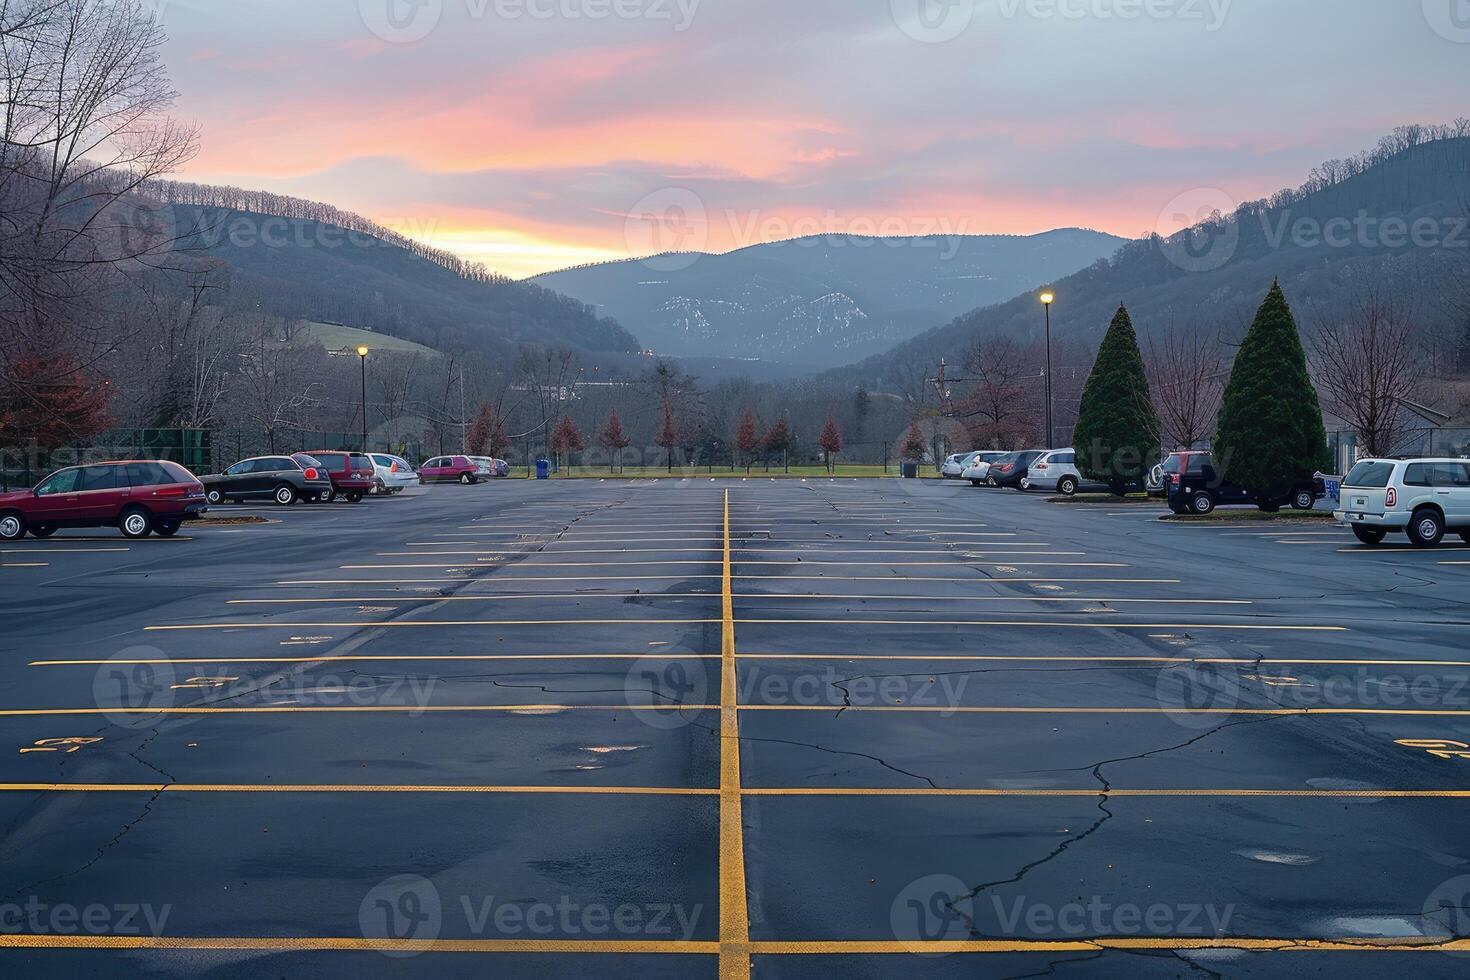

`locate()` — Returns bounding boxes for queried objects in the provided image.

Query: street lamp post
[1039,292,1055,449]
[356,346,369,453]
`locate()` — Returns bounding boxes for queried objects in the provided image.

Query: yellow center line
[735,619,1342,631]
[743,787,1470,798]
[0,705,722,717]
[32,654,720,666]
[277,576,1179,586]
[720,488,751,980]
[0,935,719,954]
[748,938,1470,954]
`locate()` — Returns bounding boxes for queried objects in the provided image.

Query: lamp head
[1039,292,1055,305]
[356,345,370,357]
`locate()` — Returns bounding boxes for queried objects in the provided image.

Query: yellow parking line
[1339,548,1470,554]
[720,488,751,980]
[279,576,728,585]
[739,705,1466,716]
[341,562,721,569]
[747,938,1470,954]
[33,654,719,666]
[735,619,1340,631]
[733,561,1126,568]
[735,654,1470,667]
[744,787,1470,799]
[0,547,128,554]
[0,783,715,795]
[0,705,721,717]
[145,619,719,631]
[278,577,1178,586]
[226,595,1247,606]
[1,563,47,568]
[0,935,719,954]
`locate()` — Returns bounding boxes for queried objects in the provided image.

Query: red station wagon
[419,455,482,485]
[0,460,207,540]
[300,450,376,502]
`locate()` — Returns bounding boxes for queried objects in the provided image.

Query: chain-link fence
[1328,427,1470,474]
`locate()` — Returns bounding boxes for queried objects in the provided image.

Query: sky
[159,0,1470,279]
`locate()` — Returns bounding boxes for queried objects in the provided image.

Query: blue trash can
[535,458,550,480]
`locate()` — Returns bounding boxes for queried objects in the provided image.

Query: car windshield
[1344,460,1395,488]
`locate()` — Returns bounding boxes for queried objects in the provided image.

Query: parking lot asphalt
[2,478,1469,977]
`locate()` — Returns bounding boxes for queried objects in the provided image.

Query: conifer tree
[1072,304,1159,494]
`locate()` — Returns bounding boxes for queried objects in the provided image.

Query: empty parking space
[2,478,1468,977]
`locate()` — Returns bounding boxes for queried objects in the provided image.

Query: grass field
[300,321,439,356]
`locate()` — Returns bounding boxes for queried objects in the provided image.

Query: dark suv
[200,454,333,506]
[301,451,375,502]
[0,460,207,540]
[1163,450,1323,514]
[988,450,1047,490]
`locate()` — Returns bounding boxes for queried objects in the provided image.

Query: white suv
[1336,457,1470,547]
[1021,449,1101,496]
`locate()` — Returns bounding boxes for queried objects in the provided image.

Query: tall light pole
[1039,292,1055,449]
[356,345,370,453]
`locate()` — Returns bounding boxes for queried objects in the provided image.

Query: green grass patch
[300,321,438,356]
[1158,509,1340,523]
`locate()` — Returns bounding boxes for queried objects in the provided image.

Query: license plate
[1354,497,1366,507]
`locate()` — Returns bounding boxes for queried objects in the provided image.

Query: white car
[960,451,1010,486]
[1335,457,1470,547]
[367,453,417,494]
[1020,449,1102,496]
[468,456,497,479]
[941,451,984,478]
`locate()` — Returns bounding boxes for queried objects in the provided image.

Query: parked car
[200,454,333,506]
[1336,457,1470,547]
[988,450,1047,490]
[1163,450,1323,514]
[941,451,984,478]
[468,456,498,480]
[0,460,207,540]
[1021,449,1102,495]
[419,455,481,484]
[368,453,418,494]
[960,452,1010,487]
[301,450,375,502]
[491,458,511,477]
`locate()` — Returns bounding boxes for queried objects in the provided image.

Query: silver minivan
[1336,457,1470,547]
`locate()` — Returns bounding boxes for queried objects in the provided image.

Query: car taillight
[155,485,189,497]
[1386,487,1397,508]
[1171,473,1181,485]
[304,468,319,480]
[1035,463,1048,471]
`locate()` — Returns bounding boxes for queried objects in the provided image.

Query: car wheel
[1190,492,1216,515]
[119,507,153,539]
[970,479,982,487]
[1408,508,1445,548]
[155,522,181,537]
[1058,476,1078,496]
[1460,531,1470,544]
[0,512,25,541]
[273,484,297,506]
[1291,488,1315,510]
[323,490,337,503]
[459,473,473,485]
[370,479,384,496]
[345,491,364,503]
[205,487,225,505]
[30,525,56,538]
[1352,526,1386,546]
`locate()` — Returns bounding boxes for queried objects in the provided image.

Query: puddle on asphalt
[1233,849,1319,866]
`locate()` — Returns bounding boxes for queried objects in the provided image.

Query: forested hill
[840,130,1470,391]
[143,183,640,358]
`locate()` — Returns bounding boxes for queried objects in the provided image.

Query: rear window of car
[312,453,347,469]
[160,461,195,483]
[1051,452,1075,464]
[293,454,324,468]
[122,462,170,487]
[1345,461,1396,488]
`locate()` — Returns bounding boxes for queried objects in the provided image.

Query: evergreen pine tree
[1072,304,1159,494]
[1214,280,1330,500]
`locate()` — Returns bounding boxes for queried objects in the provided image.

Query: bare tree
[1145,323,1225,451]
[954,331,1041,448]
[230,320,326,453]
[1311,290,1425,458]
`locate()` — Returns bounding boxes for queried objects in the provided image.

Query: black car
[199,454,334,506]
[988,450,1047,489]
[1163,451,1323,514]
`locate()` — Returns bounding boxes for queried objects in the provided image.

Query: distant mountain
[141,183,639,359]
[531,229,1126,365]
[841,131,1470,391]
